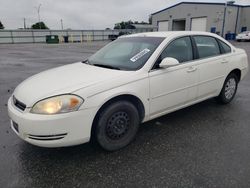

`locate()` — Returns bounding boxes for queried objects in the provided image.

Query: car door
[192,36,230,100]
[149,36,199,118]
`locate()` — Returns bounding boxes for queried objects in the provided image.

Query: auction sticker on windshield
[130,48,150,62]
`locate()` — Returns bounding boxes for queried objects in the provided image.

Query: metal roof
[152,1,250,15]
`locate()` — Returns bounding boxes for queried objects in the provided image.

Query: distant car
[236,31,250,42]
[8,31,249,151]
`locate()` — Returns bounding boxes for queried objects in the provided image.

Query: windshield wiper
[93,64,120,70]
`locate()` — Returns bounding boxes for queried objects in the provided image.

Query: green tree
[114,20,133,29]
[114,20,150,29]
[0,21,4,29]
[31,22,49,29]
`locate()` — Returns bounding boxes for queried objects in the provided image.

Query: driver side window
[154,36,193,68]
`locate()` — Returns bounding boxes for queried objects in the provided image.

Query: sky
[0,0,248,29]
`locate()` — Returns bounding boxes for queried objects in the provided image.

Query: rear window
[218,40,231,54]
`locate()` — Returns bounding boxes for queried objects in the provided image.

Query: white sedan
[236,31,250,42]
[8,31,249,151]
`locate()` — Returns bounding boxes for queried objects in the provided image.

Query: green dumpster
[46,35,59,44]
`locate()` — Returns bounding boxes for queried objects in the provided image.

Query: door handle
[187,66,197,73]
[221,59,228,64]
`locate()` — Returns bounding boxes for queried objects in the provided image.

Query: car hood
[13,62,128,107]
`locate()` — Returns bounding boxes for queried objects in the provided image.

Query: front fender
[75,76,150,121]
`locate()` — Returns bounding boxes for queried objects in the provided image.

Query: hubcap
[225,78,236,100]
[106,111,130,140]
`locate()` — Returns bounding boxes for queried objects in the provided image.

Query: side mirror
[159,57,180,68]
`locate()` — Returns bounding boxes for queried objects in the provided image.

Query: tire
[216,73,239,104]
[95,101,140,151]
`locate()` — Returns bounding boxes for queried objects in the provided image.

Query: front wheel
[95,101,140,151]
[216,73,238,104]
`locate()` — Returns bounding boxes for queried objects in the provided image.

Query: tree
[31,22,49,29]
[0,21,4,29]
[114,20,149,29]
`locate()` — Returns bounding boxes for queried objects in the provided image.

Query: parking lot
[0,41,250,188]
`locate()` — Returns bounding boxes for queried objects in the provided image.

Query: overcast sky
[0,0,248,29]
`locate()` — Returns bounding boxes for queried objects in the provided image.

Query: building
[151,1,250,37]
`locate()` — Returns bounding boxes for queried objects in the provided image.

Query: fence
[0,29,155,44]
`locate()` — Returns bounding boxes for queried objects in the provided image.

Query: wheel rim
[225,78,236,100]
[106,111,130,140]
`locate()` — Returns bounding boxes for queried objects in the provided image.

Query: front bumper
[7,97,97,148]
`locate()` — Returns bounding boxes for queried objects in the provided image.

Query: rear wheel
[216,73,238,104]
[95,101,140,151]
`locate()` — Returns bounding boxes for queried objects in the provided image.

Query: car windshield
[87,37,165,71]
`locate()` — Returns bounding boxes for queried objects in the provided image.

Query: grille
[13,96,26,111]
[28,133,67,141]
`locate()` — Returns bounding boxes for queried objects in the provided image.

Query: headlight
[31,95,84,115]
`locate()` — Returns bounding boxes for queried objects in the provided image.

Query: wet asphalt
[0,41,250,188]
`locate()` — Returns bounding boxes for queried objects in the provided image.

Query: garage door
[191,17,207,31]
[158,21,169,31]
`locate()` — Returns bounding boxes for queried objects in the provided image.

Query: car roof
[120,31,235,50]
[122,31,220,38]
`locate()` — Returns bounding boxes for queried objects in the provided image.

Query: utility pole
[35,4,42,29]
[60,19,64,30]
[221,0,235,38]
[23,18,26,29]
